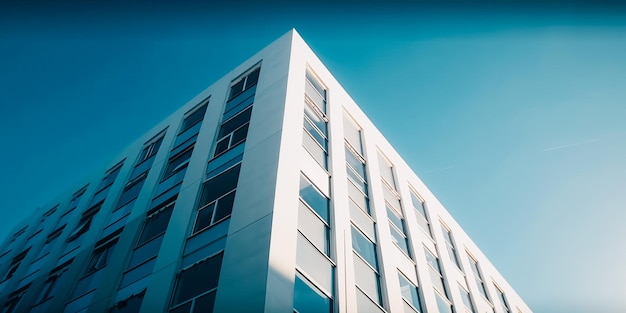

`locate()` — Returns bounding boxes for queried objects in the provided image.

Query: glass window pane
[398,273,422,312]
[163,147,194,179]
[353,254,381,304]
[172,253,223,306]
[296,233,334,294]
[218,107,252,138]
[302,131,327,168]
[213,191,236,222]
[387,207,404,231]
[294,272,332,313]
[429,269,446,295]
[304,118,327,149]
[351,226,378,270]
[410,192,427,218]
[180,103,208,133]
[110,292,144,313]
[246,68,260,88]
[355,286,384,313]
[199,165,241,207]
[345,147,366,179]
[231,123,249,146]
[298,201,329,255]
[194,203,216,234]
[349,200,375,241]
[347,180,369,214]
[390,226,410,256]
[435,292,453,313]
[229,80,245,100]
[343,114,363,154]
[193,291,216,313]
[138,205,174,245]
[299,176,329,222]
[304,105,327,135]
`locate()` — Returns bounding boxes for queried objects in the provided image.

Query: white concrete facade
[0,30,531,313]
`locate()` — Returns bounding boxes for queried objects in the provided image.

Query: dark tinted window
[172,253,223,306]
[218,107,252,138]
[199,165,241,207]
[180,103,208,133]
[138,204,175,245]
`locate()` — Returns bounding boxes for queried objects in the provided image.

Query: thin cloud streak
[542,139,600,152]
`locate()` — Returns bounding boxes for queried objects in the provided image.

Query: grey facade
[0,30,531,313]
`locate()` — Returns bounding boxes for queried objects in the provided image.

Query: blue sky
[1,2,625,312]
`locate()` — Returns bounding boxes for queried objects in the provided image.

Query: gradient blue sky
[1,2,625,312]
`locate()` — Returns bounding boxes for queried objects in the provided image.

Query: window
[171,252,223,311]
[299,175,329,223]
[378,151,396,190]
[36,229,62,259]
[194,164,241,234]
[67,186,88,211]
[351,226,378,270]
[459,284,476,313]
[97,161,124,191]
[305,69,327,114]
[398,272,422,313]
[441,224,461,268]
[85,239,117,275]
[180,102,209,134]
[162,144,194,180]
[468,254,489,300]
[2,285,29,313]
[136,135,164,165]
[409,190,432,238]
[424,247,449,299]
[294,271,332,313]
[137,201,175,246]
[228,67,260,100]
[109,291,145,313]
[343,112,363,155]
[302,70,328,169]
[434,292,453,313]
[298,201,330,256]
[115,173,147,210]
[214,106,252,157]
[66,206,99,242]
[387,207,411,256]
[35,262,72,304]
[3,248,29,281]
[495,284,510,313]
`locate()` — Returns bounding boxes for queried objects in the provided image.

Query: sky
[1,1,625,312]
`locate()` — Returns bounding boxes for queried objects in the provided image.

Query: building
[0,29,531,313]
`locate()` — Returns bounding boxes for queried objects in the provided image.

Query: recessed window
[441,224,461,268]
[351,226,378,270]
[97,161,124,191]
[214,107,252,157]
[136,135,164,165]
[398,272,422,313]
[194,165,241,234]
[299,175,329,223]
[85,239,117,276]
[459,284,476,313]
[468,254,489,300]
[228,67,260,101]
[409,190,432,238]
[109,291,145,313]
[66,207,99,242]
[162,145,194,180]
[495,284,510,313]
[137,201,175,246]
[294,271,332,313]
[180,102,209,134]
[171,252,223,309]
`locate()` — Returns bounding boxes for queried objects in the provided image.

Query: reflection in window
[398,272,422,313]
[294,271,332,313]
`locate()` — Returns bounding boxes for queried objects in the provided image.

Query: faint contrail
[542,139,600,152]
